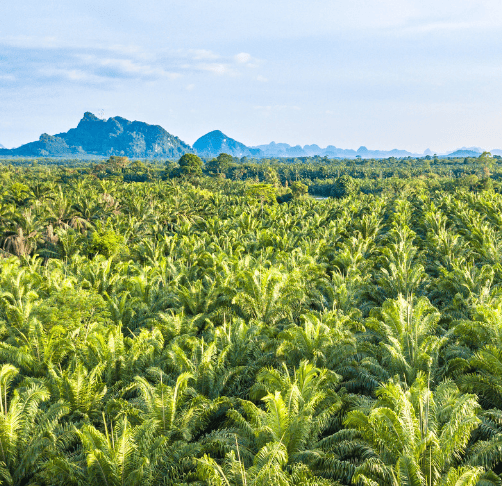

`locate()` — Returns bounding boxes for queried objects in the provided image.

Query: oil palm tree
[226,361,342,476]
[345,374,487,486]
[232,267,304,327]
[0,364,69,485]
[276,310,360,369]
[364,295,445,386]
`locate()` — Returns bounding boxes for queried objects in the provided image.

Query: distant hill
[3,114,492,160]
[253,142,299,157]
[447,149,481,157]
[252,142,412,158]
[0,113,193,158]
[193,130,254,158]
[459,146,483,153]
[0,133,87,157]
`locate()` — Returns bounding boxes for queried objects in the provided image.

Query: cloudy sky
[1,0,502,153]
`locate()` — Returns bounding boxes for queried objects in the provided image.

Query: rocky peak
[193,130,253,158]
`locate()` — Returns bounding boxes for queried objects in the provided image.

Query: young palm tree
[375,224,427,304]
[0,364,69,485]
[232,267,304,327]
[345,374,487,486]
[46,361,107,422]
[225,362,342,475]
[61,416,167,486]
[276,310,360,370]
[364,295,445,386]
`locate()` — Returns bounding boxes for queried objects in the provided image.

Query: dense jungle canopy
[1,153,502,485]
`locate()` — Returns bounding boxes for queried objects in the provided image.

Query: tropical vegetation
[1,152,502,484]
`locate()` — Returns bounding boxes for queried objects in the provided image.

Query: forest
[2,152,502,485]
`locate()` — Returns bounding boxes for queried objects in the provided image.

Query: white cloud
[1,41,264,88]
[234,52,252,64]
[256,75,268,82]
[199,63,237,76]
[38,67,106,84]
[79,55,180,79]
[0,34,59,48]
[186,83,195,90]
[189,49,220,60]
[233,52,261,68]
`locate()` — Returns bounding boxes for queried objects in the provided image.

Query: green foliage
[290,180,308,198]
[346,374,482,486]
[207,153,234,175]
[1,162,502,484]
[245,183,277,205]
[178,153,203,176]
[87,229,124,257]
[331,175,359,198]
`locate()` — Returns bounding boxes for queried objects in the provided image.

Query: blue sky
[1,0,502,153]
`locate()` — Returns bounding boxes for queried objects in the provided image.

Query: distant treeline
[2,152,501,197]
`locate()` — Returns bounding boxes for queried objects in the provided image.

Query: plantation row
[2,165,502,485]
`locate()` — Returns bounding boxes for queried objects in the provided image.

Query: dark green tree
[290,181,308,199]
[330,174,358,198]
[206,153,233,175]
[178,153,203,176]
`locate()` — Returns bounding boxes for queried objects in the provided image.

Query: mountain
[0,133,87,157]
[447,149,481,157]
[0,143,5,149]
[193,130,255,158]
[323,145,356,157]
[458,146,483,153]
[303,144,322,156]
[250,142,412,158]
[253,142,304,157]
[0,113,193,158]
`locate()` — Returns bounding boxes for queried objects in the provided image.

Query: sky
[1,0,502,153]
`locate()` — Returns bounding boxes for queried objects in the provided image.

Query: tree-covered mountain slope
[193,130,259,158]
[0,112,193,158]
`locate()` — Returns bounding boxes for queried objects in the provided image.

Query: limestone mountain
[357,146,413,158]
[193,130,256,158]
[251,141,413,158]
[447,149,481,157]
[0,113,193,158]
[253,142,302,157]
[303,144,323,156]
[0,133,86,157]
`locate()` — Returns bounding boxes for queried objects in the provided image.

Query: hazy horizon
[2,1,502,153]
[0,111,500,156]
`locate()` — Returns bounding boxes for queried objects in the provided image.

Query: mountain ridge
[193,130,257,158]
[1,114,501,159]
[446,149,481,157]
[251,141,414,158]
[0,113,193,158]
